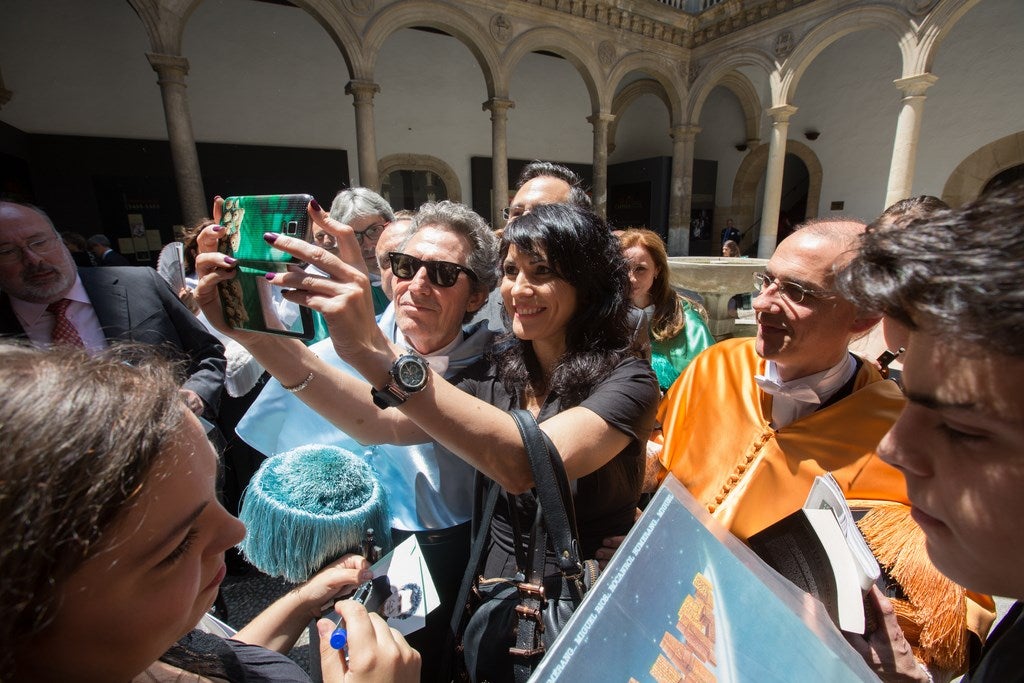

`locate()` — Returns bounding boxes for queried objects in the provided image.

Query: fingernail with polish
[264,272,275,281]
[311,199,322,212]
[212,224,224,232]
[223,256,236,265]
[263,232,278,243]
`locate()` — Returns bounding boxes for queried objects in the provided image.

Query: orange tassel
[856,503,967,673]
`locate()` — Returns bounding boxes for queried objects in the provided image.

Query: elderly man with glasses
[320,187,395,315]
[602,219,992,679]
[226,200,497,682]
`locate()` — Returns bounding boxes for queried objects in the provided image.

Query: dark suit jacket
[100,249,131,266]
[1,266,226,414]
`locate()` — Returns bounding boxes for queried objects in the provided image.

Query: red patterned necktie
[46,298,85,347]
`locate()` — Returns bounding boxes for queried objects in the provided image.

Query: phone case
[217,194,316,340]
[220,194,314,267]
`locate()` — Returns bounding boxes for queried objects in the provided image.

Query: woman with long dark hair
[195,201,658,556]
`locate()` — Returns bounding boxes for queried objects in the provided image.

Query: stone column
[884,73,938,210]
[587,111,615,217]
[345,80,381,189]
[483,97,515,226]
[757,104,797,259]
[667,124,700,256]
[146,53,206,226]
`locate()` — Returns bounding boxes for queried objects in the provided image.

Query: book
[528,476,878,682]
[157,242,186,293]
[748,473,881,635]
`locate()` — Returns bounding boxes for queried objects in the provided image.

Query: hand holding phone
[216,194,317,340]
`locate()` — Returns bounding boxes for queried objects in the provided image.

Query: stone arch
[503,27,606,112]
[283,0,366,76]
[687,48,774,125]
[133,0,362,75]
[777,6,910,106]
[731,139,822,238]
[607,52,685,123]
[714,71,762,145]
[378,153,462,203]
[608,79,670,155]
[913,0,986,74]
[942,131,1024,207]
[361,2,501,95]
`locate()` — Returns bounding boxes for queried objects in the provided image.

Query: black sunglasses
[388,252,478,288]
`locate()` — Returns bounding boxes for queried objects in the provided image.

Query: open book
[748,472,881,634]
[529,476,878,682]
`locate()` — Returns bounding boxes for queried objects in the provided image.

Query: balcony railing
[655,0,726,12]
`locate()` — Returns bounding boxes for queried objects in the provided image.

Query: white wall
[0,0,164,138]
[609,92,672,164]
[793,28,902,221]
[2,0,1022,230]
[914,0,1024,196]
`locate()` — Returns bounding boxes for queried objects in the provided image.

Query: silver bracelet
[282,371,314,394]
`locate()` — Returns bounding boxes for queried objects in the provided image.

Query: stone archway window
[378,153,462,210]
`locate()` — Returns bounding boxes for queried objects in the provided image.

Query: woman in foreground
[0,343,419,683]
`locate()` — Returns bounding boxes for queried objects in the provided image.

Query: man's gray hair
[406,201,499,300]
[86,234,112,248]
[329,188,396,224]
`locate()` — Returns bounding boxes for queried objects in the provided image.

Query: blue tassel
[238,444,392,583]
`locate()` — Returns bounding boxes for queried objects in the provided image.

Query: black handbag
[450,409,600,683]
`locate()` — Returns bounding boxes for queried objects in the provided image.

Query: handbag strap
[444,473,501,676]
[510,409,584,576]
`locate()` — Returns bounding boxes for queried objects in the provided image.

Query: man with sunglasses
[233,201,497,682]
[604,220,986,678]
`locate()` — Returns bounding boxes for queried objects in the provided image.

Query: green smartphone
[217,194,316,340]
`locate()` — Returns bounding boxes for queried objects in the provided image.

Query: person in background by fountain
[618,228,713,391]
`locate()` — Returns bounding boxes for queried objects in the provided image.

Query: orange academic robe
[658,338,906,542]
[657,338,994,672]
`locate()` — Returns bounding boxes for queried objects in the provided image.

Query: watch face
[396,356,428,390]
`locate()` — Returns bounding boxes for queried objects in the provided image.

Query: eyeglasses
[0,235,62,264]
[753,271,834,304]
[353,222,388,244]
[389,252,478,288]
[501,205,529,221]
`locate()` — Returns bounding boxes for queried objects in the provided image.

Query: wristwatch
[371,353,430,409]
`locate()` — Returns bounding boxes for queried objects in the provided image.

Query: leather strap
[509,409,587,682]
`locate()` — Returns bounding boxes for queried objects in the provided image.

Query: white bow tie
[754,374,821,405]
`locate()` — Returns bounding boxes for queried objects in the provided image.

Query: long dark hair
[495,203,634,405]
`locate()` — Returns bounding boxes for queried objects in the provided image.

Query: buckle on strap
[516,581,545,599]
[509,646,545,658]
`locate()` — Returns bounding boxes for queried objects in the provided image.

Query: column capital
[586,111,615,126]
[766,104,798,123]
[893,73,938,97]
[345,79,380,101]
[146,52,189,83]
[482,97,515,113]
[670,124,702,141]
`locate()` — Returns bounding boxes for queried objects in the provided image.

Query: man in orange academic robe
[642,221,994,679]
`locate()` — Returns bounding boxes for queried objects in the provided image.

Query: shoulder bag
[449,409,600,683]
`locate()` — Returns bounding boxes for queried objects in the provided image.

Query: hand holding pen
[317,600,421,682]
